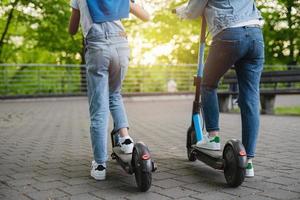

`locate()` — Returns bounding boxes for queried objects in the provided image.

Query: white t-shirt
[70,0,93,37]
[70,0,126,37]
[231,19,264,28]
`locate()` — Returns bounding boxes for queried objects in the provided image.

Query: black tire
[187,127,197,161]
[133,149,152,192]
[223,144,245,187]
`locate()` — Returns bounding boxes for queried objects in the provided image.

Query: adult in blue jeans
[176,0,265,177]
[69,0,149,180]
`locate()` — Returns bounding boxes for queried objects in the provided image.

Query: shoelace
[95,165,106,171]
[121,139,133,145]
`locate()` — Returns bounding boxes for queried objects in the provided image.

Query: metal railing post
[4,66,8,95]
[37,65,41,94]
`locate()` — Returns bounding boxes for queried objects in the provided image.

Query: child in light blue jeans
[69,0,149,180]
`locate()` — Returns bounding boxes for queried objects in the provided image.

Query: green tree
[0,0,82,63]
[257,0,300,65]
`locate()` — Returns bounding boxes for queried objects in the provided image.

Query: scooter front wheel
[187,126,197,161]
[132,144,152,192]
[223,142,245,187]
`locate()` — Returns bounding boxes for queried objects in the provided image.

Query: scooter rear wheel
[133,148,152,192]
[223,144,245,187]
[187,127,197,161]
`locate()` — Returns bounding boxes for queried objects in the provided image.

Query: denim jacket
[181,0,263,37]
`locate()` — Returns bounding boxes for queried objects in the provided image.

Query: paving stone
[177,197,199,200]
[36,168,66,176]
[152,171,178,180]
[280,184,300,194]
[181,182,219,193]
[91,188,131,200]
[89,180,126,190]
[12,185,39,193]
[153,179,186,189]
[243,180,281,191]
[126,192,172,200]
[61,165,89,172]
[265,176,299,186]
[6,178,37,187]
[191,190,238,200]
[238,194,274,200]
[34,174,69,182]
[173,175,204,184]
[0,176,13,182]
[155,186,198,199]
[32,181,69,191]
[169,168,197,176]
[8,172,41,180]
[26,189,68,200]
[55,193,102,200]
[63,170,90,178]
[0,98,300,200]
[3,192,32,200]
[62,177,92,186]
[60,184,99,195]
[258,188,300,200]
[220,186,261,197]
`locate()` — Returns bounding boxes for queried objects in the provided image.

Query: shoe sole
[245,172,254,178]
[91,172,106,181]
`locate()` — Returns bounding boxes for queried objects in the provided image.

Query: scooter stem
[194,16,207,109]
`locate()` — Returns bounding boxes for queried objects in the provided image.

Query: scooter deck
[191,145,224,169]
[191,145,222,157]
[112,147,132,163]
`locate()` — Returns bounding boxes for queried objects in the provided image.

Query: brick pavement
[0,97,299,200]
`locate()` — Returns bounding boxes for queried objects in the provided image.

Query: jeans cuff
[95,157,108,165]
[206,127,220,132]
[114,123,129,132]
[247,155,255,159]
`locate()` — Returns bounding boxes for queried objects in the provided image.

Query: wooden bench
[218,69,300,114]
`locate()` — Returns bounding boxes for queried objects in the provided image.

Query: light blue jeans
[85,23,130,165]
[201,27,265,158]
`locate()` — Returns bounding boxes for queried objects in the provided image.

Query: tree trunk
[0,0,20,61]
[286,0,296,88]
[286,0,296,66]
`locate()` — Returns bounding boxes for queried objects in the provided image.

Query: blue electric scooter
[185,17,247,187]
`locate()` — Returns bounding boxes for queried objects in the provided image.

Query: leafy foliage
[257,0,300,64]
[0,0,299,96]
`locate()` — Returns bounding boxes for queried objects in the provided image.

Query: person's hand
[172,3,188,19]
[130,1,150,21]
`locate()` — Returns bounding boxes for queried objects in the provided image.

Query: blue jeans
[201,27,264,158]
[85,24,130,164]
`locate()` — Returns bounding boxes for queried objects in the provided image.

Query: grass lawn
[275,106,300,116]
[231,106,300,116]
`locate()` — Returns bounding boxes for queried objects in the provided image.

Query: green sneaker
[245,160,254,177]
[196,135,221,151]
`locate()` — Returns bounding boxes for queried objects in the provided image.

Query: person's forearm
[130,2,150,22]
[175,0,208,19]
[69,8,80,35]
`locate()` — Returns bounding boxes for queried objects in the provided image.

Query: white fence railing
[0,64,299,98]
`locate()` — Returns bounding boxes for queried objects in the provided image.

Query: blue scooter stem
[197,17,207,78]
[193,17,207,142]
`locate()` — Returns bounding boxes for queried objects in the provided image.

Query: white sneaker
[196,134,221,151]
[91,160,106,180]
[245,159,254,178]
[119,135,134,154]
